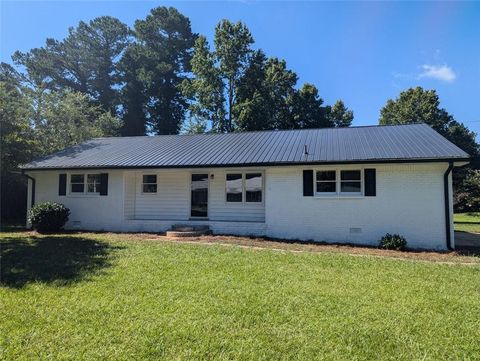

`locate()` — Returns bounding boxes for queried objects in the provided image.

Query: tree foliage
[454,170,480,212]
[128,7,197,135]
[329,100,354,128]
[380,87,479,211]
[0,64,121,222]
[13,16,131,114]
[184,20,353,133]
[379,87,478,156]
[31,91,121,155]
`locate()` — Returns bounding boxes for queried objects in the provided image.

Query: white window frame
[141,174,158,194]
[315,169,363,197]
[225,172,264,204]
[68,173,101,196]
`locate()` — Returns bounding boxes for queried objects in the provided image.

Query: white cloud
[417,64,456,82]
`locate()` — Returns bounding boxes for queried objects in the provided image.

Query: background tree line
[1,6,478,223]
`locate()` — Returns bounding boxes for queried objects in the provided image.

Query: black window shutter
[303,170,314,196]
[364,169,376,196]
[58,174,67,196]
[100,173,108,196]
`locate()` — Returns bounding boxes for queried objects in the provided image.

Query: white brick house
[21,124,470,250]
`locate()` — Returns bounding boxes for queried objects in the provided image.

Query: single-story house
[21,123,470,250]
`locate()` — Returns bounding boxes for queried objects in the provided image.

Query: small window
[71,174,85,193]
[340,170,361,193]
[245,173,262,202]
[226,174,243,202]
[142,174,157,193]
[87,174,101,193]
[316,171,336,193]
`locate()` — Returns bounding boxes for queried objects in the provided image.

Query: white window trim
[141,174,158,195]
[68,172,101,197]
[225,172,264,204]
[314,169,363,198]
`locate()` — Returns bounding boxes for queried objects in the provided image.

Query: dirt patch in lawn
[110,233,480,265]
[8,231,479,265]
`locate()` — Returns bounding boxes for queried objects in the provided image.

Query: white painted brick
[26,162,451,250]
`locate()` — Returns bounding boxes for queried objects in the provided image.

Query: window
[245,173,262,202]
[226,172,263,203]
[316,171,336,194]
[315,170,362,195]
[226,174,243,202]
[87,174,101,193]
[340,170,361,193]
[70,174,85,193]
[142,174,157,193]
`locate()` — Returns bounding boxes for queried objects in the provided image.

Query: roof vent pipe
[303,145,309,156]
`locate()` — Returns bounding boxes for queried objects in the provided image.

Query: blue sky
[1,1,480,135]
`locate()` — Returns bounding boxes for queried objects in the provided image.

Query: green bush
[28,202,70,233]
[378,233,407,251]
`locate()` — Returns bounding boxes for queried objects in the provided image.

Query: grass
[455,212,480,233]
[1,232,480,360]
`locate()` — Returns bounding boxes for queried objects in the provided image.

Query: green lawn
[455,212,480,233]
[1,232,480,360]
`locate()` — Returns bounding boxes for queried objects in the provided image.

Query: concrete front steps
[165,225,212,237]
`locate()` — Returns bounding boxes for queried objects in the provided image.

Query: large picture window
[142,175,157,193]
[226,172,263,203]
[316,170,362,195]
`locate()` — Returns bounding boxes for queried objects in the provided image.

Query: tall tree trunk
[227,77,233,132]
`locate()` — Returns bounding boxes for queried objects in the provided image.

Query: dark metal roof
[21,124,470,170]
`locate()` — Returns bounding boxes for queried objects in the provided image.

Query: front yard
[1,232,479,360]
[455,212,480,234]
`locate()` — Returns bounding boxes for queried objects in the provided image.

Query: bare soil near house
[93,231,480,264]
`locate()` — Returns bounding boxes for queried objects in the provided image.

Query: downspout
[444,161,454,250]
[21,170,35,207]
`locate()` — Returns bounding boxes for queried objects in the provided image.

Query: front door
[191,173,209,217]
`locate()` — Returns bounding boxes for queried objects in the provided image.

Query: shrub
[28,202,70,233]
[378,233,407,251]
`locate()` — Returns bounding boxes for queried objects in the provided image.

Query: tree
[328,100,354,128]
[1,65,122,222]
[0,64,35,173]
[379,86,479,211]
[185,20,354,133]
[130,6,197,135]
[32,91,121,155]
[118,44,148,136]
[181,36,225,132]
[214,20,254,131]
[234,52,298,131]
[289,83,331,129]
[183,20,253,132]
[379,87,477,155]
[12,16,131,114]
[454,170,480,212]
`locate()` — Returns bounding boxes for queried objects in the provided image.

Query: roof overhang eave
[19,157,471,172]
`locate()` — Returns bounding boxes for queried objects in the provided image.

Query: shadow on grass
[1,235,123,288]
